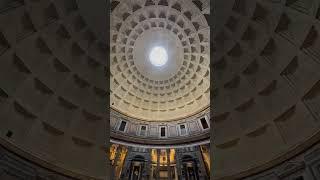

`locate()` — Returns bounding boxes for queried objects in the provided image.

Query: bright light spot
[149,46,168,67]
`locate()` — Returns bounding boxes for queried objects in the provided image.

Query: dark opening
[200,118,209,129]
[141,125,146,131]
[140,125,146,136]
[119,121,127,132]
[180,124,187,135]
[160,127,166,137]
[294,176,304,180]
[6,130,13,138]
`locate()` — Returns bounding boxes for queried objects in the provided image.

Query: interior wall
[0,0,108,179]
[212,0,320,179]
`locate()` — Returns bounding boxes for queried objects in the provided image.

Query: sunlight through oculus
[149,46,168,67]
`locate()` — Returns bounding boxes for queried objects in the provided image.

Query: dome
[0,0,108,179]
[1,0,320,180]
[212,0,320,179]
[110,0,210,121]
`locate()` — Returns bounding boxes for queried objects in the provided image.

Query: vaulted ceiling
[110,0,210,121]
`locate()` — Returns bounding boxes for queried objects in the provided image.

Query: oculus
[149,46,168,67]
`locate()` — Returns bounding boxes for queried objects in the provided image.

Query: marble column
[197,146,208,179]
[113,145,121,180]
[175,150,182,179]
[146,149,151,180]
[167,149,172,180]
[157,149,160,180]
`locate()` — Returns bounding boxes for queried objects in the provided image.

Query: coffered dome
[212,0,320,179]
[110,0,210,121]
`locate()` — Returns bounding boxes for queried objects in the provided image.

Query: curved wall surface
[3,0,320,180]
[110,108,210,146]
[241,142,320,180]
[0,144,76,180]
[212,0,320,179]
[0,0,108,179]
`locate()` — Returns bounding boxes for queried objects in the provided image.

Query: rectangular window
[200,118,209,129]
[160,127,166,137]
[180,124,187,135]
[118,121,127,132]
[140,125,146,136]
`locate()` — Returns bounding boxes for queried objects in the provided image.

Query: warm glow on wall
[151,149,176,165]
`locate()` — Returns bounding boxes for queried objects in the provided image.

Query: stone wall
[0,145,76,180]
[241,142,320,180]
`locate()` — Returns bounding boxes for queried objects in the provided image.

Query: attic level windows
[180,124,187,135]
[200,117,209,129]
[160,126,166,137]
[118,120,127,132]
[140,125,147,136]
